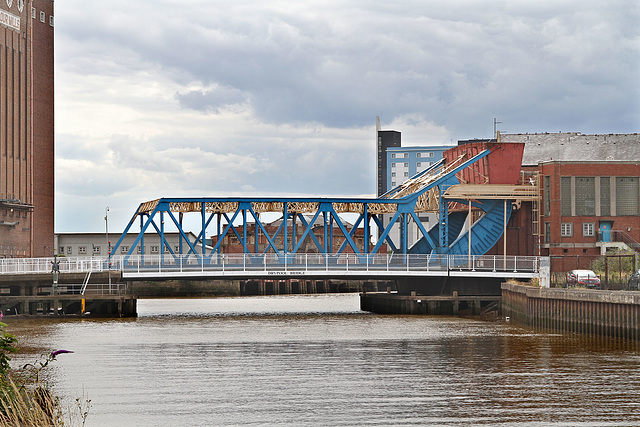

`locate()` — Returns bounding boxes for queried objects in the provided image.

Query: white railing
[0,254,543,277]
[0,256,107,275]
[39,283,127,296]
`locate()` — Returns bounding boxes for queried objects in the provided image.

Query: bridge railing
[113,253,540,275]
[113,253,453,274]
[448,255,540,272]
[0,256,106,275]
[0,254,543,276]
[38,283,127,296]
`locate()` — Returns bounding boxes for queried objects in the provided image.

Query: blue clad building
[386,145,453,191]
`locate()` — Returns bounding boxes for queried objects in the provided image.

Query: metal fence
[0,256,107,275]
[43,283,127,296]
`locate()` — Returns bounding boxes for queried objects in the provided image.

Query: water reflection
[5,294,640,426]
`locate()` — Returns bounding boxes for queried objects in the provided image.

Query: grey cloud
[57,1,639,135]
[175,86,248,113]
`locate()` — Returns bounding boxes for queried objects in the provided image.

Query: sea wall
[502,283,640,340]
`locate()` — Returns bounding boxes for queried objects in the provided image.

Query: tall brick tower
[0,0,54,257]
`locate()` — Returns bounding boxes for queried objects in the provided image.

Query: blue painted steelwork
[110,147,517,261]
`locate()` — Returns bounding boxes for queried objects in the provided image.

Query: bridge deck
[0,254,543,281]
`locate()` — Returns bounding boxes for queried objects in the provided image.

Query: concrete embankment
[502,283,640,340]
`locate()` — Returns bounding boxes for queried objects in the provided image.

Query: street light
[105,206,111,286]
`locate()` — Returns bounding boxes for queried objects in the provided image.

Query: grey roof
[500,133,640,165]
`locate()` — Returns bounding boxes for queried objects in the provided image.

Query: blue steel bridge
[0,142,545,317]
[104,142,540,282]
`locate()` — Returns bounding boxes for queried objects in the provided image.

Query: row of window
[390,152,436,159]
[59,245,178,255]
[544,176,639,217]
[31,7,53,26]
[543,222,597,242]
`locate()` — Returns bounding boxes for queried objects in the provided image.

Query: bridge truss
[111,143,538,264]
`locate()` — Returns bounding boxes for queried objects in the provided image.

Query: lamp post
[105,206,111,286]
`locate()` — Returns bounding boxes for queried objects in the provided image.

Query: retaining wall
[502,283,640,340]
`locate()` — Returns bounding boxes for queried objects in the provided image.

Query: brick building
[0,1,54,257]
[498,133,640,272]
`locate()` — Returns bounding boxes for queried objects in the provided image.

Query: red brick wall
[0,1,54,257]
[30,0,55,257]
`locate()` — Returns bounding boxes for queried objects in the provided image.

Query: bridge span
[0,254,543,281]
[0,254,545,317]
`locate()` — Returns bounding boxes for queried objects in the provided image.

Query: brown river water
[4,293,640,426]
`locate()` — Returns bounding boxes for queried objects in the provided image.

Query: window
[59,246,64,254]
[600,177,610,216]
[544,222,551,243]
[391,181,396,187]
[32,7,36,18]
[403,162,408,167]
[137,246,142,253]
[78,246,87,254]
[391,153,396,158]
[417,153,421,158]
[561,223,573,237]
[40,11,45,22]
[92,245,101,255]
[49,15,54,27]
[616,177,639,216]
[174,246,180,252]
[416,162,421,167]
[404,172,409,177]
[391,172,396,177]
[560,177,572,216]
[121,246,129,254]
[150,246,159,254]
[403,153,408,158]
[67,246,72,255]
[575,177,595,216]
[543,176,550,216]
[583,223,595,237]
[391,163,396,168]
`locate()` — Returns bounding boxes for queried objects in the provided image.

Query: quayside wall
[502,283,640,340]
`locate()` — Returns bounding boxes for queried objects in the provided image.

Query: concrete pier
[502,283,640,340]
[0,272,137,317]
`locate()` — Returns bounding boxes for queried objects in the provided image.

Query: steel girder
[110,149,494,261]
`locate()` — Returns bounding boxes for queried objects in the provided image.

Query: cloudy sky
[54,0,639,233]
